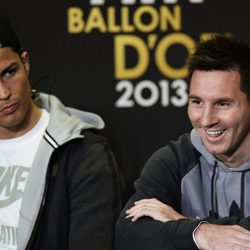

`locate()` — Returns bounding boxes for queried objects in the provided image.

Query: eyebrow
[189,94,234,103]
[188,95,201,100]
[0,62,17,77]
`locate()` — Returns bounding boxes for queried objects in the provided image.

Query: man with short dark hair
[0,15,122,250]
[116,35,250,250]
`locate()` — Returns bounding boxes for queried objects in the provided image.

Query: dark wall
[2,0,250,199]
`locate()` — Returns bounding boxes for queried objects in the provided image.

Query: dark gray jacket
[18,93,123,250]
[116,130,250,250]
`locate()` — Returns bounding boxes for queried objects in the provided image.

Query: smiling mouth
[205,129,226,137]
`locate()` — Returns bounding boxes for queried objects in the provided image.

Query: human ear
[20,51,30,73]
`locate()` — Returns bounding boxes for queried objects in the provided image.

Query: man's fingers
[134,198,165,207]
[134,198,159,204]
[125,207,158,222]
[126,200,161,215]
[125,198,185,222]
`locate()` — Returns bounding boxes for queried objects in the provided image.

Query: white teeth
[206,130,225,135]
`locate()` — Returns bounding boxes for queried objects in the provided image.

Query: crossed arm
[126,198,250,250]
[116,141,250,250]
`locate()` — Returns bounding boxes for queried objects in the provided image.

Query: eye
[3,67,17,78]
[189,98,202,107]
[216,101,232,109]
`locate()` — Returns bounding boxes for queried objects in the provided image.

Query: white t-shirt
[0,109,50,250]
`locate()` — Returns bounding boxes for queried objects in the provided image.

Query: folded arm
[126,198,250,250]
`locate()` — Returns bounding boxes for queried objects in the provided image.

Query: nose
[199,105,219,127]
[0,83,11,100]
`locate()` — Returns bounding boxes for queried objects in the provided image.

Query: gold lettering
[121,7,135,32]
[67,7,84,33]
[115,35,149,79]
[200,32,216,41]
[134,6,159,33]
[68,5,182,34]
[85,7,107,33]
[107,7,121,32]
[155,33,195,78]
[160,5,181,32]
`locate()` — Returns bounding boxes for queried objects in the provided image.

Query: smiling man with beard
[116,35,250,250]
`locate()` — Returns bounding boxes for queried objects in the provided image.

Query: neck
[216,156,250,168]
[215,141,250,168]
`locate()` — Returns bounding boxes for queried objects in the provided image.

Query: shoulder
[53,129,115,175]
[167,133,200,164]
[146,133,194,163]
[57,129,109,155]
[142,133,199,177]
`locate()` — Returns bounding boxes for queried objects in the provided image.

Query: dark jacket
[116,131,250,250]
[17,93,123,250]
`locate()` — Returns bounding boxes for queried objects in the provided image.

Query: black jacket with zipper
[17,93,123,250]
[28,130,122,250]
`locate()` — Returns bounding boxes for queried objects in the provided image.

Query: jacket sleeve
[67,131,123,250]
[116,146,202,250]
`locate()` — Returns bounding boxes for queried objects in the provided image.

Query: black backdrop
[2,0,250,199]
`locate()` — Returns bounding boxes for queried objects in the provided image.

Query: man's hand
[125,198,186,222]
[195,223,250,250]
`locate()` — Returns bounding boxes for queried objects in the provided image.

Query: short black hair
[10,46,24,56]
[0,14,21,49]
[187,34,250,100]
[0,15,24,57]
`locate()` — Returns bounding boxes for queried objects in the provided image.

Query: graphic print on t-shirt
[0,165,30,249]
[0,166,30,207]
[0,109,50,250]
